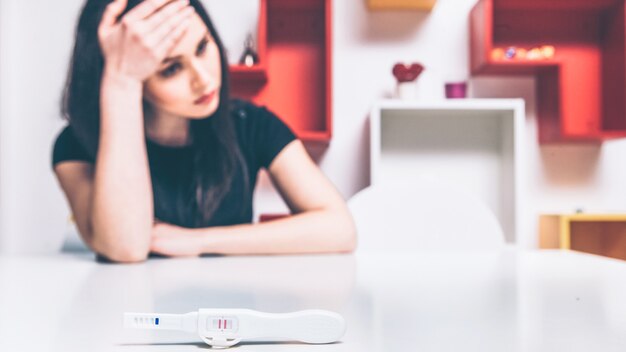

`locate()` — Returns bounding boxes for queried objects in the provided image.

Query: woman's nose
[190,60,211,91]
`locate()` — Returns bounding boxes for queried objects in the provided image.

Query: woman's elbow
[341,224,358,253]
[102,248,149,263]
[334,208,358,253]
[88,231,150,264]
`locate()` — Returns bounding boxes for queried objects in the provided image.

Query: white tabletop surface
[1,248,626,351]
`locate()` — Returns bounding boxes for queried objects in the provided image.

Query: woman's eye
[159,63,182,78]
[197,39,208,56]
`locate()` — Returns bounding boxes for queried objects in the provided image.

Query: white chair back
[348,182,505,252]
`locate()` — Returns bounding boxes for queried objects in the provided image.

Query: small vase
[396,82,416,100]
[445,82,467,99]
[392,63,424,100]
[239,34,259,67]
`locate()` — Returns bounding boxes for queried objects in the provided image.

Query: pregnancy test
[124,308,346,348]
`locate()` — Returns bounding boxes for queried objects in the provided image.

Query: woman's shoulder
[229,99,297,169]
[230,98,271,121]
[52,124,94,168]
[229,99,292,131]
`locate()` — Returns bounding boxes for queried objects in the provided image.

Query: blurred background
[2,0,626,254]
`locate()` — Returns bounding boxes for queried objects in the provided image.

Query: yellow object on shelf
[367,0,437,11]
[539,213,626,261]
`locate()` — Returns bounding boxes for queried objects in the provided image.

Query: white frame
[369,99,526,244]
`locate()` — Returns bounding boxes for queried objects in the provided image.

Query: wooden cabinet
[366,0,437,11]
[470,0,626,143]
[540,214,626,260]
[229,0,332,144]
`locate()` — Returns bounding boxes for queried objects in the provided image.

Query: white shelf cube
[370,99,526,243]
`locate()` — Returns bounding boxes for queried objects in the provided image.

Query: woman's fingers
[143,0,190,32]
[145,6,194,47]
[123,0,178,22]
[99,0,128,34]
[153,13,193,57]
[99,0,195,81]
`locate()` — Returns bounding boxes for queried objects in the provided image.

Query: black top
[52,99,296,228]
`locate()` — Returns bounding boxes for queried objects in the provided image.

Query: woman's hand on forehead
[123,0,183,22]
[98,0,195,82]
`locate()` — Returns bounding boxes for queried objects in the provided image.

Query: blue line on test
[155,318,159,325]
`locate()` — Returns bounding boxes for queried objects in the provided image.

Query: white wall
[0,0,14,252]
[1,0,625,253]
[0,0,85,253]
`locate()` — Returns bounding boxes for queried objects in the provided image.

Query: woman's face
[143,12,222,119]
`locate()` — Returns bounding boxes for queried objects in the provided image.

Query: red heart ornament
[392,63,425,83]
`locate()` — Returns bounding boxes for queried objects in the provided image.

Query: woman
[52,0,356,263]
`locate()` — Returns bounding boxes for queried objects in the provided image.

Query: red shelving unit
[229,0,332,144]
[229,65,268,82]
[470,0,626,143]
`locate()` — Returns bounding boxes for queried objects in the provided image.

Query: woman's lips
[194,90,217,105]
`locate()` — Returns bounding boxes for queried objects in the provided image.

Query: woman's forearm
[90,71,153,262]
[191,207,357,255]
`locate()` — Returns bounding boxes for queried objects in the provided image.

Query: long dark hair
[62,0,248,227]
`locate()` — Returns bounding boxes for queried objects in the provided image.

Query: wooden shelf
[369,99,526,243]
[492,0,618,11]
[540,213,626,261]
[470,0,626,143]
[230,0,332,144]
[366,0,437,11]
[228,64,267,82]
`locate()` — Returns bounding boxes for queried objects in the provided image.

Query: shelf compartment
[470,0,626,143]
[540,214,626,261]
[369,99,526,243]
[230,0,332,144]
[366,0,437,11]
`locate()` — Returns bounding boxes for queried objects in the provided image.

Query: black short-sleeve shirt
[52,99,296,228]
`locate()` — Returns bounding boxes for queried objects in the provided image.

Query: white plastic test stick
[124,309,346,348]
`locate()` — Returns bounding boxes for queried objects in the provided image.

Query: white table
[1,248,626,351]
